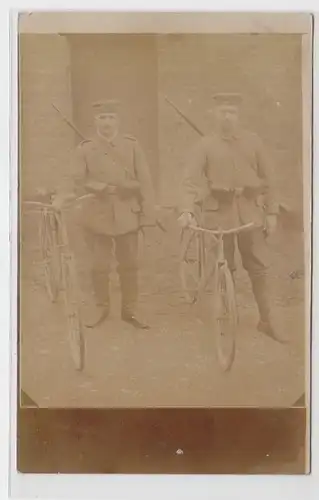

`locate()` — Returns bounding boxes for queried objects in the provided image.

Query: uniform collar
[215,127,241,142]
[96,129,120,147]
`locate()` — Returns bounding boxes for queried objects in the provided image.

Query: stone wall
[19,34,75,198]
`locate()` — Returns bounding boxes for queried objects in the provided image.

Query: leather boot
[250,274,288,344]
[85,305,110,329]
[121,312,150,329]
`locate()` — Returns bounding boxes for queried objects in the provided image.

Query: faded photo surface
[19,18,311,412]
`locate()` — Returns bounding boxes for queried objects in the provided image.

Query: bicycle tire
[212,263,238,372]
[62,253,85,371]
[38,211,61,302]
[180,230,204,303]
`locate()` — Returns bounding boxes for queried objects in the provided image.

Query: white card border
[2,3,318,500]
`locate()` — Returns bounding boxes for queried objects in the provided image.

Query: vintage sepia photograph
[15,12,312,476]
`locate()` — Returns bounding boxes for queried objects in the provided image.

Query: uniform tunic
[71,133,155,235]
[179,129,278,230]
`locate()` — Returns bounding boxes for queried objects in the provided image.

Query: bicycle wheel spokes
[39,211,61,302]
[62,253,85,371]
[213,265,238,372]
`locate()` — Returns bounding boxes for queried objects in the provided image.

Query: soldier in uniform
[178,92,287,343]
[58,99,155,329]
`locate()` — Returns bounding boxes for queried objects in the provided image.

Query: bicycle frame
[186,222,257,303]
[179,220,260,371]
[23,194,94,299]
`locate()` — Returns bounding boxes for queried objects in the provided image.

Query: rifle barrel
[164,96,204,137]
[51,103,86,141]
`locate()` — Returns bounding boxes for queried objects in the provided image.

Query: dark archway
[66,34,159,188]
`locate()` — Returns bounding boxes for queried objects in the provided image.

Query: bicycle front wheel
[62,253,85,371]
[38,210,61,302]
[212,263,238,372]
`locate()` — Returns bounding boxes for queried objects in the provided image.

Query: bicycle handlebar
[24,195,167,233]
[23,200,54,209]
[188,222,258,236]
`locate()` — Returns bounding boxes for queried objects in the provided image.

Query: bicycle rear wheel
[212,263,238,372]
[62,253,85,371]
[180,229,205,303]
[38,210,61,302]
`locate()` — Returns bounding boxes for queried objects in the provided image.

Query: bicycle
[23,193,92,371]
[179,195,258,372]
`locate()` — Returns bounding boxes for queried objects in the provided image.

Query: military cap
[213,93,243,106]
[92,99,120,114]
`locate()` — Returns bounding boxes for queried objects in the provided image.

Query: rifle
[164,95,204,137]
[51,103,166,233]
[52,103,86,141]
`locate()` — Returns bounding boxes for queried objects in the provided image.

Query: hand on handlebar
[178,212,197,228]
[34,187,56,203]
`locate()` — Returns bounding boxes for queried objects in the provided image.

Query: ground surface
[20,210,306,408]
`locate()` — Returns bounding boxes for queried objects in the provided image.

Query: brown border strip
[17,408,307,474]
